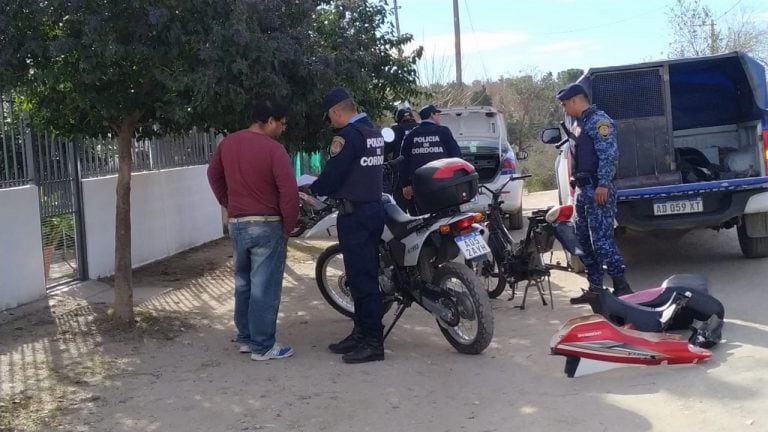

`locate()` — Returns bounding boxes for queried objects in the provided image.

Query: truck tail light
[763,128,768,175]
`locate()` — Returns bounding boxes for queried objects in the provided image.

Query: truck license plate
[454,231,490,260]
[653,197,703,216]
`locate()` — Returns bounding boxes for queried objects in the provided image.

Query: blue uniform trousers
[337,200,386,338]
[574,185,626,287]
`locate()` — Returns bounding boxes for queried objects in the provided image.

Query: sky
[395,0,768,83]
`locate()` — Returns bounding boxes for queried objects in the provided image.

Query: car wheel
[505,210,523,231]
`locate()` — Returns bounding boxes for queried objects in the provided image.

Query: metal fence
[0,95,33,188]
[1,94,217,189]
[79,128,217,179]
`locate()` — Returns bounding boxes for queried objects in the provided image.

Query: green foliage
[520,148,557,193]
[308,1,423,146]
[0,0,422,152]
[41,214,75,248]
[469,85,492,106]
[556,69,585,85]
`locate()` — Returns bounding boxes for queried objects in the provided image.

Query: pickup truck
[542,51,768,258]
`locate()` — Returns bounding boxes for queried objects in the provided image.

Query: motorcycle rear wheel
[434,262,494,354]
[316,243,355,318]
[315,243,394,319]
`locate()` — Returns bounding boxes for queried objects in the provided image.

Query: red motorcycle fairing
[550,314,712,378]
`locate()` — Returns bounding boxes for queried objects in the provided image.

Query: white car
[439,106,528,229]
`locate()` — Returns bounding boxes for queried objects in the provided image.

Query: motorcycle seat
[381,195,427,239]
[661,273,709,293]
[595,289,690,332]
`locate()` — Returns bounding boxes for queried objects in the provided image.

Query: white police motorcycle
[315,157,494,354]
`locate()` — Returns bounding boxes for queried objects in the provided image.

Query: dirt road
[1,191,766,431]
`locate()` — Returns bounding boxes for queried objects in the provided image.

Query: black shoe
[570,285,604,305]
[612,276,633,297]
[342,337,385,364]
[328,327,364,354]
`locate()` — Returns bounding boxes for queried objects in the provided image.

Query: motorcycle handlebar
[481,174,531,197]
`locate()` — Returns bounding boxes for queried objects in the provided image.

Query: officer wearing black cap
[399,104,461,214]
[385,106,419,211]
[308,87,387,363]
[556,82,632,304]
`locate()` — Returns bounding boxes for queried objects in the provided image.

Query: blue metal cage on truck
[558,51,768,258]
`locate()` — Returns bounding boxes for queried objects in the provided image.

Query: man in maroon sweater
[207,96,299,361]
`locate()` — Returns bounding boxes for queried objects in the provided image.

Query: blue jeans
[230,220,287,355]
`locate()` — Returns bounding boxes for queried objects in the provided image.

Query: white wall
[82,166,223,278]
[0,185,47,309]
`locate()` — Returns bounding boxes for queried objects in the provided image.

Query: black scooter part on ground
[586,274,725,348]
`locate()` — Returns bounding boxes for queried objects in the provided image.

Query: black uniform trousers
[336,200,386,338]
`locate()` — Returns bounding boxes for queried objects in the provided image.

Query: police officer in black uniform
[308,87,387,364]
[399,104,462,214]
[385,106,419,211]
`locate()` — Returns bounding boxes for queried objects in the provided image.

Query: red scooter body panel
[551,314,712,366]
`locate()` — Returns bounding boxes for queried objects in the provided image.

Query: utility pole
[393,0,401,37]
[453,0,462,86]
[708,19,719,54]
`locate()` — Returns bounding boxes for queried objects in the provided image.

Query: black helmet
[395,107,413,123]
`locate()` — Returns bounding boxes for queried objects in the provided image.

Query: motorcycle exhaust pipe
[420,293,459,327]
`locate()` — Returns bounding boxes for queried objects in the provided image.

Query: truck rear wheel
[737,214,768,258]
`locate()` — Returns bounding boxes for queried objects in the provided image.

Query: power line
[716,0,742,20]
[540,6,666,36]
[461,0,491,82]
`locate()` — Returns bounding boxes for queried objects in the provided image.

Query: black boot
[570,284,604,305]
[328,327,364,354]
[342,336,385,364]
[612,276,633,297]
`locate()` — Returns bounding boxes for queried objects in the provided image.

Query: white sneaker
[239,345,251,353]
[250,343,294,361]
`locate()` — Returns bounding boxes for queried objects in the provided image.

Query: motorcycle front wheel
[433,262,494,354]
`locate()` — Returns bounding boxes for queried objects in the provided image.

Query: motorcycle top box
[413,158,479,214]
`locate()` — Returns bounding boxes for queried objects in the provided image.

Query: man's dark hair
[250,96,289,124]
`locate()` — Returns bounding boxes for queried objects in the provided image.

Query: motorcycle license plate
[459,196,479,212]
[454,231,490,260]
[653,197,703,216]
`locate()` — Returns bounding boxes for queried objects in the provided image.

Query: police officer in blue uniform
[308,87,387,363]
[385,106,419,211]
[399,104,462,214]
[556,83,633,304]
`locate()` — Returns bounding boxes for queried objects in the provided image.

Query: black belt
[571,174,599,188]
[335,198,378,215]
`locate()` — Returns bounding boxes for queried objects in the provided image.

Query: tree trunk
[113,118,137,324]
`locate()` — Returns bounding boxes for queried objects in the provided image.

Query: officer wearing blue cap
[556,82,633,304]
[399,104,461,214]
[385,105,419,211]
[307,87,387,363]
